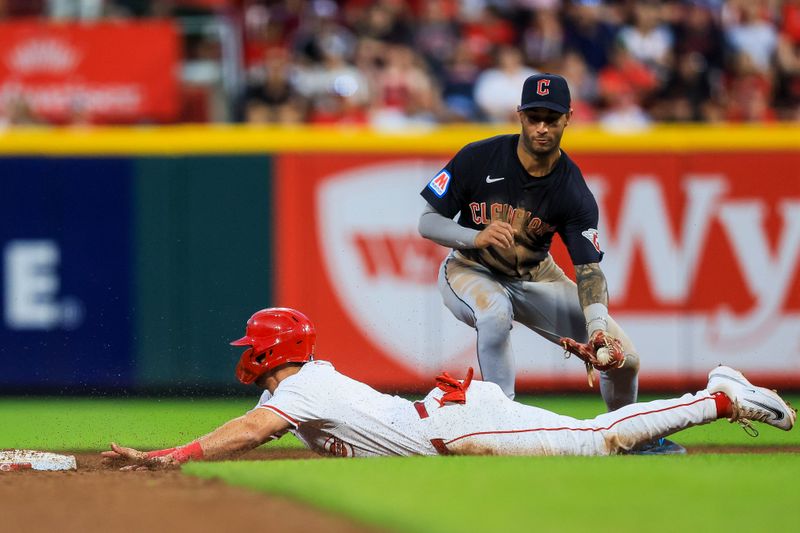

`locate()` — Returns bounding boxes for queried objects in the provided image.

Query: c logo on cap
[536,79,550,96]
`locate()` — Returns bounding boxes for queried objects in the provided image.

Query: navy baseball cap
[518,73,571,114]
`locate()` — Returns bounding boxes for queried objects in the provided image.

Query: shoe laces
[728,416,759,437]
[726,403,759,436]
[729,391,795,437]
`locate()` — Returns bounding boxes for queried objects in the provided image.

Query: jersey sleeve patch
[581,228,601,253]
[427,169,452,198]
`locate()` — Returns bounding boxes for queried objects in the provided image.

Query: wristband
[146,447,176,459]
[583,303,609,335]
[171,441,204,464]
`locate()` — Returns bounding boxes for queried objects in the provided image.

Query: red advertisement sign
[0,21,179,123]
[276,151,800,392]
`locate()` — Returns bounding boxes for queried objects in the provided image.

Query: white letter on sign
[590,176,725,302]
[715,200,800,337]
[4,240,61,329]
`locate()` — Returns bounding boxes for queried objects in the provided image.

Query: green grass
[186,454,800,533]
[1,395,797,533]
[0,397,301,451]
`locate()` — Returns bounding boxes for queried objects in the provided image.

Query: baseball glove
[560,331,625,387]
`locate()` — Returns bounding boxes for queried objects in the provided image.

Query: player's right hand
[101,442,181,471]
[101,442,147,463]
[474,221,515,249]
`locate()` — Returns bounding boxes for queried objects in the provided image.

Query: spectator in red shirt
[461,4,517,68]
[722,51,775,122]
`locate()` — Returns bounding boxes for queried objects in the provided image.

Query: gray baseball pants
[438,251,639,409]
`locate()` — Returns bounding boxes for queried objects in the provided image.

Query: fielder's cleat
[626,437,686,455]
[707,366,796,433]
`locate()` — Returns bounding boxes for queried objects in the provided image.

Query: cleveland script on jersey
[421,134,603,279]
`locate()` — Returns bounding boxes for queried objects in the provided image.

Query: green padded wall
[134,156,272,387]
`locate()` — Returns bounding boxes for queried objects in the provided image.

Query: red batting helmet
[230,308,316,384]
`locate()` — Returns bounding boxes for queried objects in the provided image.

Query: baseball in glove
[560,331,626,387]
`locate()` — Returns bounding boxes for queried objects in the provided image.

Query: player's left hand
[101,442,181,471]
[588,330,625,369]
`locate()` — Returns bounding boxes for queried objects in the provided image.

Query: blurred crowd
[2,0,799,126]
[237,0,800,127]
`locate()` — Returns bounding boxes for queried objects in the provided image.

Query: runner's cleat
[707,366,796,433]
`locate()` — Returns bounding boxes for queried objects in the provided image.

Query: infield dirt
[1,446,796,533]
[0,449,385,533]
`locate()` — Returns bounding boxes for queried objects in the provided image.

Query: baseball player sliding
[103,308,795,469]
[418,73,662,451]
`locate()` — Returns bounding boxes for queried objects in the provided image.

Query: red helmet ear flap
[236,348,263,385]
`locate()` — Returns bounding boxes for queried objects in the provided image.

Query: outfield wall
[0,153,271,391]
[1,125,798,392]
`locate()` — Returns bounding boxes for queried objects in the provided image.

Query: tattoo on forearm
[575,263,608,309]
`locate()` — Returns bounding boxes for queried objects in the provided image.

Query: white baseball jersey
[255,361,436,457]
[255,361,720,457]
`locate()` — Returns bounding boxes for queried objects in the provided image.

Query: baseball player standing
[418,73,668,447]
[103,308,795,468]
